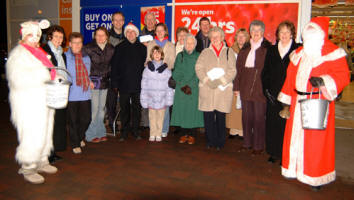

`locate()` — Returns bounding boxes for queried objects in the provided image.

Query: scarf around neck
[21,43,56,80]
[245,38,263,68]
[48,41,66,77]
[74,51,90,91]
[154,36,168,47]
[278,40,292,59]
[212,43,224,57]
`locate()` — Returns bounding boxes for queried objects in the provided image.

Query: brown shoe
[179,135,189,143]
[188,136,195,144]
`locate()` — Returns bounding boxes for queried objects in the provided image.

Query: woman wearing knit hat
[111,22,147,141]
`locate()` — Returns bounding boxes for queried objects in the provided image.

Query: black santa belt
[295,89,319,95]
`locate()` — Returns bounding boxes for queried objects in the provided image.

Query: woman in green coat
[171,34,204,145]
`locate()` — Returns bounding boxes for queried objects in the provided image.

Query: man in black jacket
[110,23,147,141]
[195,17,211,53]
[106,11,126,133]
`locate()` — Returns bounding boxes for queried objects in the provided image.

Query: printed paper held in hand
[206,68,230,91]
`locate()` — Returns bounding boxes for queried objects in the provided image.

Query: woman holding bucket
[277,17,350,190]
[84,27,115,143]
[42,25,67,164]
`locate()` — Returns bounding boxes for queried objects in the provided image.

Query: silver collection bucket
[299,89,329,130]
[45,67,72,109]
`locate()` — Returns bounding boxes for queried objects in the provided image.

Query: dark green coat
[171,49,204,128]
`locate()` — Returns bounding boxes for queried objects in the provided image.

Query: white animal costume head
[20,19,50,43]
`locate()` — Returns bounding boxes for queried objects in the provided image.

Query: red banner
[140,6,165,31]
[174,3,299,45]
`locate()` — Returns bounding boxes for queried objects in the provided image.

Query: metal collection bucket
[299,89,329,130]
[45,67,72,109]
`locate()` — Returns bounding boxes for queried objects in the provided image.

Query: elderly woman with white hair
[195,27,236,150]
[171,34,204,145]
[233,20,271,155]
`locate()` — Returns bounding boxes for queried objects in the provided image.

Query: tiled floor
[0,81,353,200]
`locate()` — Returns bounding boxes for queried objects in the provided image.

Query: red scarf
[74,52,90,91]
[154,36,169,41]
[21,43,56,80]
[212,43,224,57]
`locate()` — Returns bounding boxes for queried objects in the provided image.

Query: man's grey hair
[208,26,225,40]
[249,20,265,33]
[144,12,156,23]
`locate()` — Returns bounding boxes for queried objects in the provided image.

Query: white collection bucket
[299,89,329,130]
[45,68,72,109]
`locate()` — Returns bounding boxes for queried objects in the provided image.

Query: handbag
[90,75,102,89]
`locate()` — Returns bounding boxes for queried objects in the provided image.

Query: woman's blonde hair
[231,28,250,53]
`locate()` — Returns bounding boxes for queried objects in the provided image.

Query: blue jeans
[85,89,107,141]
[162,106,170,134]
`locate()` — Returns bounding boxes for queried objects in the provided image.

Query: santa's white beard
[303,38,323,57]
[302,27,324,57]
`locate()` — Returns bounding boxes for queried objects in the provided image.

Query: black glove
[157,63,168,73]
[309,77,324,88]
[264,89,276,105]
[147,61,155,72]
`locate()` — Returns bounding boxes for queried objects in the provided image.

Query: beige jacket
[146,40,176,69]
[195,45,236,113]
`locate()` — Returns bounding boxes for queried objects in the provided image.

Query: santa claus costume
[277,17,350,189]
[6,20,59,184]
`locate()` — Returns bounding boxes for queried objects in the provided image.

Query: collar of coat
[289,41,346,68]
[241,38,271,51]
[207,41,228,54]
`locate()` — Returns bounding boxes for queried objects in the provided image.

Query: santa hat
[124,22,139,37]
[20,19,50,41]
[302,16,330,41]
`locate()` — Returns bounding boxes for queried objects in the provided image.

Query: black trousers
[119,92,141,138]
[67,100,91,148]
[242,100,266,151]
[106,88,118,126]
[203,110,226,148]
[53,108,67,152]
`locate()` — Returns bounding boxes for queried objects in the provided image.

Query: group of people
[6,10,350,192]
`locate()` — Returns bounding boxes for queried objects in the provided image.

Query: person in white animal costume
[6,19,59,184]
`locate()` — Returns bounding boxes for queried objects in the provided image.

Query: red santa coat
[278,41,350,186]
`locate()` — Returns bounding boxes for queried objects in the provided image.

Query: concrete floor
[0,80,353,199]
[335,81,354,182]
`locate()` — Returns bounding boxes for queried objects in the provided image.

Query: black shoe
[268,156,276,163]
[48,155,55,164]
[311,186,322,192]
[173,128,181,135]
[49,153,62,164]
[228,135,235,139]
